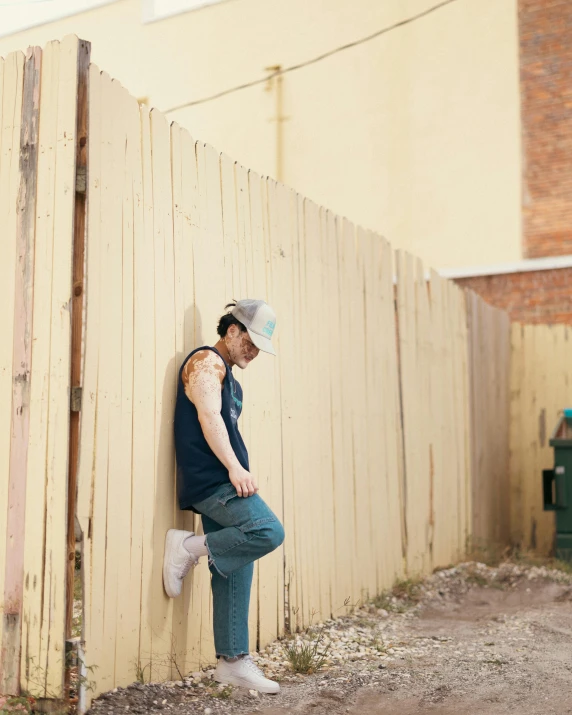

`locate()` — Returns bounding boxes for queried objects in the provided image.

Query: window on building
[142,0,227,23]
[0,0,119,39]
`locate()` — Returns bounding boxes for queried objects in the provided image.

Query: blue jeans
[192,482,285,658]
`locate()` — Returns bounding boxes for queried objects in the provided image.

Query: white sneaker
[214,655,280,694]
[163,529,198,598]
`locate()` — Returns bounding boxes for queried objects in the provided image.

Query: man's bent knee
[257,520,285,554]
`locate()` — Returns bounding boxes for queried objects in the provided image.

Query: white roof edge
[437,255,572,280]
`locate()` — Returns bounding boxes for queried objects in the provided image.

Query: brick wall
[455,268,572,324]
[520,0,572,258]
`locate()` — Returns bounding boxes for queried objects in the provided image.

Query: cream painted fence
[510,324,572,555]
[466,293,511,546]
[0,36,519,708]
[0,37,83,698]
[75,66,480,704]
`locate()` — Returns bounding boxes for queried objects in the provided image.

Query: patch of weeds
[392,577,423,602]
[210,684,233,699]
[484,642,495,647]
[484,658,505,666]
[370,636,390,654]
[283,627,331,675]
[372,592,407,613]
[71,568,83,639]
[373,576,423,613]
[372,592,393,610]
[465,565,489,588]
[0,695,35,713]
[355,617,376,629]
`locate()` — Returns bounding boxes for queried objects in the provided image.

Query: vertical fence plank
[322,210,342,612]
[76,62,103,705]
[264,179,289,635]
[114,81,136,688]
[0,48,26,695]
[382,239,405,584]
[6,44,41,695]
[191,142,228,666]
[270,183,298,630]
[40,35,78,697]
[315,206,336,618]
[180,134,211,672]
[66,39,89,654]
[362,232,389,594]
[245,171,275,642]
[286,190,302,627]
[171,123,197,674]
[121,87,146,690]
[267,178,285,637]
[149,108,178,677]
[358,228,376,597]
[135,103,157,681]
[0,55,8,666]
[329,216,354,611]
[99,73,124,692]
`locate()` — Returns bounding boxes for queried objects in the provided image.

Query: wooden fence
[0,35,522,709]
[0,37,84,699]
[466,293,511,546]
[510,324,572,555]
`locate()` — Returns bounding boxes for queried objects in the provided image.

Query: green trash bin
[543,409,572,561]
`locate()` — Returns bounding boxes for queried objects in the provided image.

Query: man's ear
[227,324,237,339]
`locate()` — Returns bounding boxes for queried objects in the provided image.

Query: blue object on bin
[565,408,572,419]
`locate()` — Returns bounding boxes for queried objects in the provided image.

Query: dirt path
[88,563,572,715]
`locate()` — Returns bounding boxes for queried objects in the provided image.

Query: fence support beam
[64,38,91,702]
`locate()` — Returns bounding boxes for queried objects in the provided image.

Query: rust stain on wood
[538,408,546,448]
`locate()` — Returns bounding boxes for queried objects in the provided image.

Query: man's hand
[229,465,258,498]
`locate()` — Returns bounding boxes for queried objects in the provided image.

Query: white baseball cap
[231,299,277,356]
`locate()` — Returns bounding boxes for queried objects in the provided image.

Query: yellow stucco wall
[0,0,522,270]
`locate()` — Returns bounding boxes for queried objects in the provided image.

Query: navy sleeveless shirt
[174,346,249,511]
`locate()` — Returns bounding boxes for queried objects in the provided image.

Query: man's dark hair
[217,302,247,338]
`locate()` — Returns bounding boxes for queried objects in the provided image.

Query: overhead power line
[164,0,460,113]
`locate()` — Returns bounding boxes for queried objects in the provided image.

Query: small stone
[249,689,259,697]
[204,709,212,715]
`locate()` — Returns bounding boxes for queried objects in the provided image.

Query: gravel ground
[87,561,572,715]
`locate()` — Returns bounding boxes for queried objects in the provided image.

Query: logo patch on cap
[262,320,275,337]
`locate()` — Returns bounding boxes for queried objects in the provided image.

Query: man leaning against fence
[163,299,284,694]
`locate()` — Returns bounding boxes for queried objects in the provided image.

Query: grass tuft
[283,628,330,674]
[372,576,424,613]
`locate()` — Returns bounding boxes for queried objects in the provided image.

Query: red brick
[519,0,572,258]
[455,268,572,324]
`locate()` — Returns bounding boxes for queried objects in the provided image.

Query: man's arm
[184,350,258,497]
